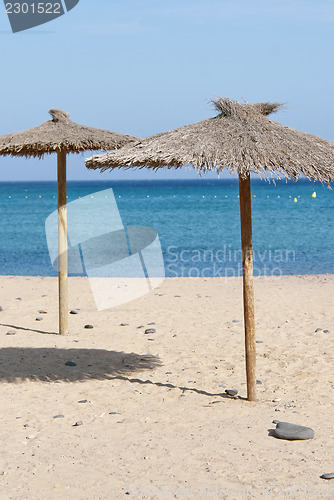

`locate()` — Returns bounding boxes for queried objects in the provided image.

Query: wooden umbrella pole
[238,172,257,401]
[57,149,68,335]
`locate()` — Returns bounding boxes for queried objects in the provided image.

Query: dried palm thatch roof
[0,109,137,158]
[85,98,334,183]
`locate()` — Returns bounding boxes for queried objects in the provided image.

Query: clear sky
[0,0,333,181]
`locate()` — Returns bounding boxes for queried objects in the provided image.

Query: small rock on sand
[271,421,314,440]
[65,361,77,367]
[315,328,323,332]
[70,310,78,315]
[35,317,43,321]
[145,328,156,334]
[225,389,238,396]
[320,473,334,480]
[6,330,16,335]
[38,310,47,314]
[73,421,83,426]
[84,324,93,329]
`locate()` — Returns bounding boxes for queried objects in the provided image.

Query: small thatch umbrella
[0,109,136,334]
[86,98,334,401]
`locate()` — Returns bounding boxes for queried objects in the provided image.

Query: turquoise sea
[0,179,333,277]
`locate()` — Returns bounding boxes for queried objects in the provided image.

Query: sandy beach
[0,274,333,499]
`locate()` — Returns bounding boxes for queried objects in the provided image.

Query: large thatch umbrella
[85,98,334,401]
[0,109,136,334]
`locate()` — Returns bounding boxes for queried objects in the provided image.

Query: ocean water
[0,179,333,277]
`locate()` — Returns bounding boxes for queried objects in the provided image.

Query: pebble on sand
[320,473,334,480]
[73,421,83,426]
[65,361,77,367]
[145,328,156,334]
[78,400,88,403]
[70,310,78,315]
[271,421,314,440]
[6,330,16,335]
[53,414,65,419]
[120,323,129,326]
[35,317,43,321]
[225,389,238,397]
[84,324,94,329]
[38,310,47,314]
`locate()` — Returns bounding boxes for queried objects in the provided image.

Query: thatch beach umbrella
[0,109,136,334]
[85,98,334,401]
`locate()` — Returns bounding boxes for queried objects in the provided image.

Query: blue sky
[0,0,333,181]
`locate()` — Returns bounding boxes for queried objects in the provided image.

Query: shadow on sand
[0,348,245,400]
[1,323,59,335]
[0,347,161,382]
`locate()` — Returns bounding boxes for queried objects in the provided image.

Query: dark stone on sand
[256,380,262,385]
[225,389,238,396]
[78,400,87,403]
[137,326,144,329]
[65,361,77,367]
[272,421,314,440]
[145,328,156,334]
[38,310,47,314]
[53,414,64,419]
[323,330,330,333]
[232,320,240,323]
[84,324,93,329]
[6,330,16,335]
[35,317,43,321]
[120,323,129,326]
[315,328,323,332]
[147,322,155,325]
[73,421,83,426]
[70,310,78,315]
[109,412,121,415]
[255,340,264,343]
[320,473,334,480]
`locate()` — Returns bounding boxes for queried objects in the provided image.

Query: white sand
[0,275,333,499]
